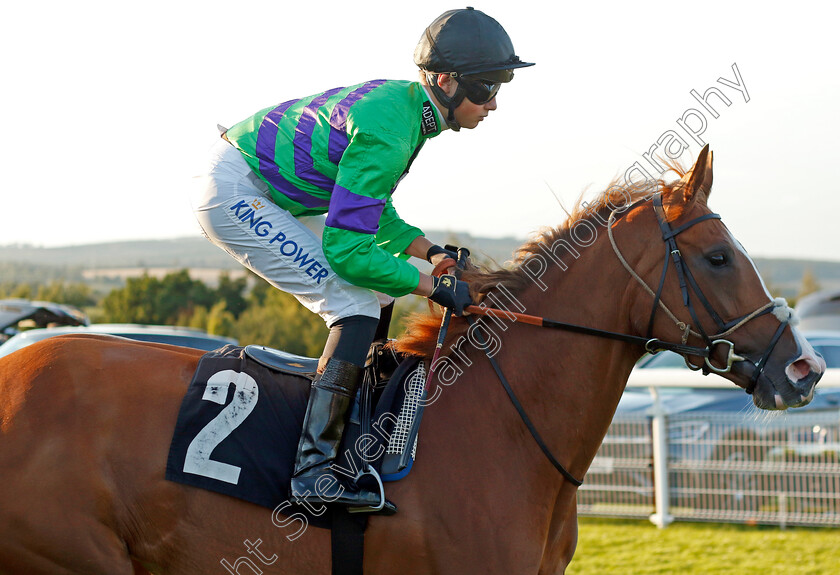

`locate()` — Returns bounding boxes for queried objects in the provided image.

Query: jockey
[191,7,533,512]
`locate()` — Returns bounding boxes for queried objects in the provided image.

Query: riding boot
[290,357,385,509]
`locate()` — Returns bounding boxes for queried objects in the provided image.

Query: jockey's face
[454,94,497,129]
[437,75,498,130]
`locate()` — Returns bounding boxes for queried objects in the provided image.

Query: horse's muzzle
[753,351,825,410]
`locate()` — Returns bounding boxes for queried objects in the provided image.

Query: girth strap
[331,508,366,575]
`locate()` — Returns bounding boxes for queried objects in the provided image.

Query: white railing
[578,369,840,528]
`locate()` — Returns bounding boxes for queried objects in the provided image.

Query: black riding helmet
[414,7,534,130]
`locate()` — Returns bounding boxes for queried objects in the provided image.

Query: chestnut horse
[0,146,825,574]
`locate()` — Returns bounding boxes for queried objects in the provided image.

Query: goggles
[454,69,513,105]
[457,77,502,104]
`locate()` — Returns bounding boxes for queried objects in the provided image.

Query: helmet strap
[446,100,461,132]
[426,72,465,132]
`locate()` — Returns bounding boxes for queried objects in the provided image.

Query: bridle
[607,193,792,392]
[444,192,796,486]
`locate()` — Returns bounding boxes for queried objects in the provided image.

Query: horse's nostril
[785,358,811,383]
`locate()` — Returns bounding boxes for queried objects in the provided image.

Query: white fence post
[648,387,674,528]
[778,493,788,530]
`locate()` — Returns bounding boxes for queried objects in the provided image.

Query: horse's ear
[665,144,713,218]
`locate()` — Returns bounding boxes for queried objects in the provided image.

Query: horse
[0,145,825,574]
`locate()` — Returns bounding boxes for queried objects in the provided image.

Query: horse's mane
[393,164,688,358]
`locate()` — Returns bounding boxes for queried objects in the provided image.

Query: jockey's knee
[319,315,379,372]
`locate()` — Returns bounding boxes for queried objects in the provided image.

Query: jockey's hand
[429,274,473,316]
[426,245,457,267]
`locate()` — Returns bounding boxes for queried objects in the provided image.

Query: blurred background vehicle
[621,329,840,415]
[0,299,88,342]
[796,288,840,331]
[0,323,237,359]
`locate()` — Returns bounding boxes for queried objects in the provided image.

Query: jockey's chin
[454,98,497,129]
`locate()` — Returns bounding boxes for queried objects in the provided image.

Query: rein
[434,192,795,486]
[463,305,715,359]
[464,313,584,486]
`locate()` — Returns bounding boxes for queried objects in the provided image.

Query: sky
[2,0,838,262]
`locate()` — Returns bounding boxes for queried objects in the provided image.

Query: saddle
[245,340,425,479]
[165,340,426,529]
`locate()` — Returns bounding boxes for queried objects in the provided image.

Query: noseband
[608,193,793,393]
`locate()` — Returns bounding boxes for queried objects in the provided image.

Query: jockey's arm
[406,236,436,297]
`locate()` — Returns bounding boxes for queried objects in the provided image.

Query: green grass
[567,518,840,574]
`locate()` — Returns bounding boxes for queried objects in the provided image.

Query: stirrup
[347,467,386,514]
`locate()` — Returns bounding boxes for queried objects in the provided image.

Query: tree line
[1,269,426,357]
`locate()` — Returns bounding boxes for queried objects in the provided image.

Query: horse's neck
[517,241,639,454]
[448,237,643,481]
[418,241,642,565]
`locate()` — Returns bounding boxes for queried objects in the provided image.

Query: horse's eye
[708,252,728,267]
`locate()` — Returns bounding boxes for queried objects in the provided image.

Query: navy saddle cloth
[165,344,423,529]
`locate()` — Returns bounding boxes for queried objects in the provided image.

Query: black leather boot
[290,358,388,510]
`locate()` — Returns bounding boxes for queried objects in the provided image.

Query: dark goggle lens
[458,78,502,104]
[473,69,515,83]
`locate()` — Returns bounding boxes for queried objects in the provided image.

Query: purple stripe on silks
[325,185,386,235]
[327,80,388,165]
[255,99,329,209]
[293,87,346,192]
[327,131,349,166]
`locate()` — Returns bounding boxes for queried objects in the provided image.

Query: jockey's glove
[425,244,458,265]
[429,274,473,316]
